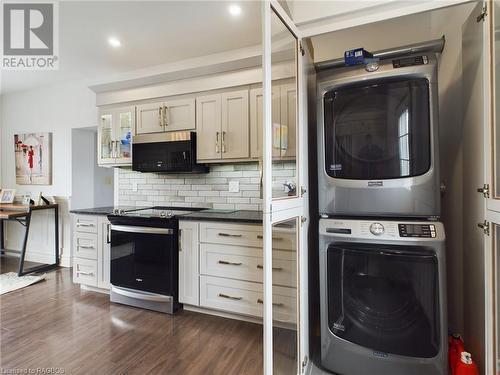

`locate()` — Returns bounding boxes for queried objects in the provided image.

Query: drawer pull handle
[78,245,95,249]
[256,264,283,271]
[78,271,94,276]
[257,235,284,241]
[218,293,242,301]
[218,260,242,266]
[218,233,243,238]
[77,223,94,227]
[257,299,284,307]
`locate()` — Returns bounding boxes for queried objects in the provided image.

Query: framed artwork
[0,189,16,204]
[14,132,52,185]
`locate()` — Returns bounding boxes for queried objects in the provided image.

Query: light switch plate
[229,180,240,193]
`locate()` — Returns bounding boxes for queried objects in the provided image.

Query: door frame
[262,1,309,373]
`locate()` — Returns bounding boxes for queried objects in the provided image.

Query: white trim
[80,284,110,295]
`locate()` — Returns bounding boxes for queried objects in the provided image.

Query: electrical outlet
[229,180,240,193]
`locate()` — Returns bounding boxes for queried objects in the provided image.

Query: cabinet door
[136,101,164,134]
[114,106,135,164]
[280,83,297,158]
[196,94,222,161]
[221,90,249,159]
[179,221,199,306]
[164,98,196,132]
[97,218,111,290]
[250,87,281,159]
[98,111,115,164]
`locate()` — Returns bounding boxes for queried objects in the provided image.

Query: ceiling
[0,1,262,94]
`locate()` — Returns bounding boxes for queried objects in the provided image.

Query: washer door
[327,242,439,358]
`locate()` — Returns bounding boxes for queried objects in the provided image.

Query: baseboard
[184,304,263,324]
[81,284,110,295]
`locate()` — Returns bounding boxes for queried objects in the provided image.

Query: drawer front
[200,222,295,250]
[200,244,296,287]
[73,258,98,287]
[73,215,98,234]
[73,232,98,260]
[199,275,296,323]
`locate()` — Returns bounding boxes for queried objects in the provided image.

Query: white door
[98,110,115,165]
[178,221,200,306]
[250,87,281,159]
[163,97,196,132]
[136,101,164,134]
[114,106,135,165]
[280,83,297,158]
[484,2,500,374]
[196,94,222,161]
[262,2,311,373]
[221,90,250,159]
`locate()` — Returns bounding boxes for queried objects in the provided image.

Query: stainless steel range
[107,206,203,314]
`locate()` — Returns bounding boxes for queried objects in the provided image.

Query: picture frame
[0,189,17,204]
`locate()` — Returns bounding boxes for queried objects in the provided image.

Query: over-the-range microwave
[132,131,209,174]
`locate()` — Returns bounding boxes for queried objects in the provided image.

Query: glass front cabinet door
[98,106,135,166]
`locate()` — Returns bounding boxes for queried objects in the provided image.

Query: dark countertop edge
[178,215,262,224]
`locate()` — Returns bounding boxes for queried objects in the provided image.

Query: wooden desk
[0,203,59,276]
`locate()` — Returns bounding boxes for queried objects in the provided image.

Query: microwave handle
[110,225,173,235]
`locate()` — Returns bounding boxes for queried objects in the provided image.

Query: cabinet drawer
[73,258,98,287]
[200,222,295,250]
[199,275,296,323]
[73,215,98,234]
[200,244,296,287]
[73,232,98,260]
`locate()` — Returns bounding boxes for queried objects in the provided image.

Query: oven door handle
[110,225,173,235]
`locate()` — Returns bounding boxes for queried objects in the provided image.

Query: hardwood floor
[0,268,264,374]
[0,254,44,274]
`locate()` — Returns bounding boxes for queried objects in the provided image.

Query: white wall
[1,80,97,266]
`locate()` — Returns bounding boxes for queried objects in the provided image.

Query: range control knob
[370,222,385,236]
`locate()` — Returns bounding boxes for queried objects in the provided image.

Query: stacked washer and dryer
[316,54,447,375]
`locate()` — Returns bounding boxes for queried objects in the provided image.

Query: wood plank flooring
[0,268,264,374]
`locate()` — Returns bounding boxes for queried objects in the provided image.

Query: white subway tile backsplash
[117,162,295,211]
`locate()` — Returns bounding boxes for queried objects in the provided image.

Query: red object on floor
[455,352,479,375]
[449,334,465,375]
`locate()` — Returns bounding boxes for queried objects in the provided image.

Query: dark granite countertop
[180,209,262,224]
[70,206,263,224]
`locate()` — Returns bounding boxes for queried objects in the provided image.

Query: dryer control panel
[398,223,436,238]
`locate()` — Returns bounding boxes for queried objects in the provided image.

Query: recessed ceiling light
[108,37,121,48]
[228,4,242,17]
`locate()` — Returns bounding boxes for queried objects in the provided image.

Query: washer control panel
[369,222,385,236]
[398,223,436,238]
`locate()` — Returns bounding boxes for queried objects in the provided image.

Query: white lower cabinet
[179,220,297,323]
[179,221,199,305]
[72,214,110,291]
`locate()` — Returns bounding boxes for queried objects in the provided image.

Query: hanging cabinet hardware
[477,184,490,198]
[106,224,111,244]
[218,260,242,266]
[217,232,242,238]
[256,264,283,271]
[257,298,284,307]
[77,223,94,227]
[78,245,94,249]
[301,356,309,373]
[178,229,183,252]
[478,220,490,236]
[300,186,307,197]
[158,107,163,127]
[78,271,94,276]
[299,43,305,56]
[477,4,487,22]
[216,131,220,153]
[222,131,227,153]
[163,106,168,127]
[301,216,308,226]
[218,293,242,301]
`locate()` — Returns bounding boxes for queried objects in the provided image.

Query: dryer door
[327,243,439,358]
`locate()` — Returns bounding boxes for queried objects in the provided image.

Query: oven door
[327,242,439,358]
[110,225,176,296]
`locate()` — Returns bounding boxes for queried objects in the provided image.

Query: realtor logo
[2,1,59,70]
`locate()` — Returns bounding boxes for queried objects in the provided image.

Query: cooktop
[110,206,205,219]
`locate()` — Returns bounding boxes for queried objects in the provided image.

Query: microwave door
[132,143,169,172]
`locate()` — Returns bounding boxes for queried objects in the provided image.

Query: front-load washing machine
[319,218,447,375]
[317,54,441,218]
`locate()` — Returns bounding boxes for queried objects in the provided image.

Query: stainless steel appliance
[317,54,440,218]
[132,131,209,174]
[108,206,203,314]
[319,218,447,375]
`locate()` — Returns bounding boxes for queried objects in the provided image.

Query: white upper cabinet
[136,97,195,135]
[249,83,296,160]
[196,90,250,162]
[196,94,222,161]
[221,90,249,159]
[98,106,135,166]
